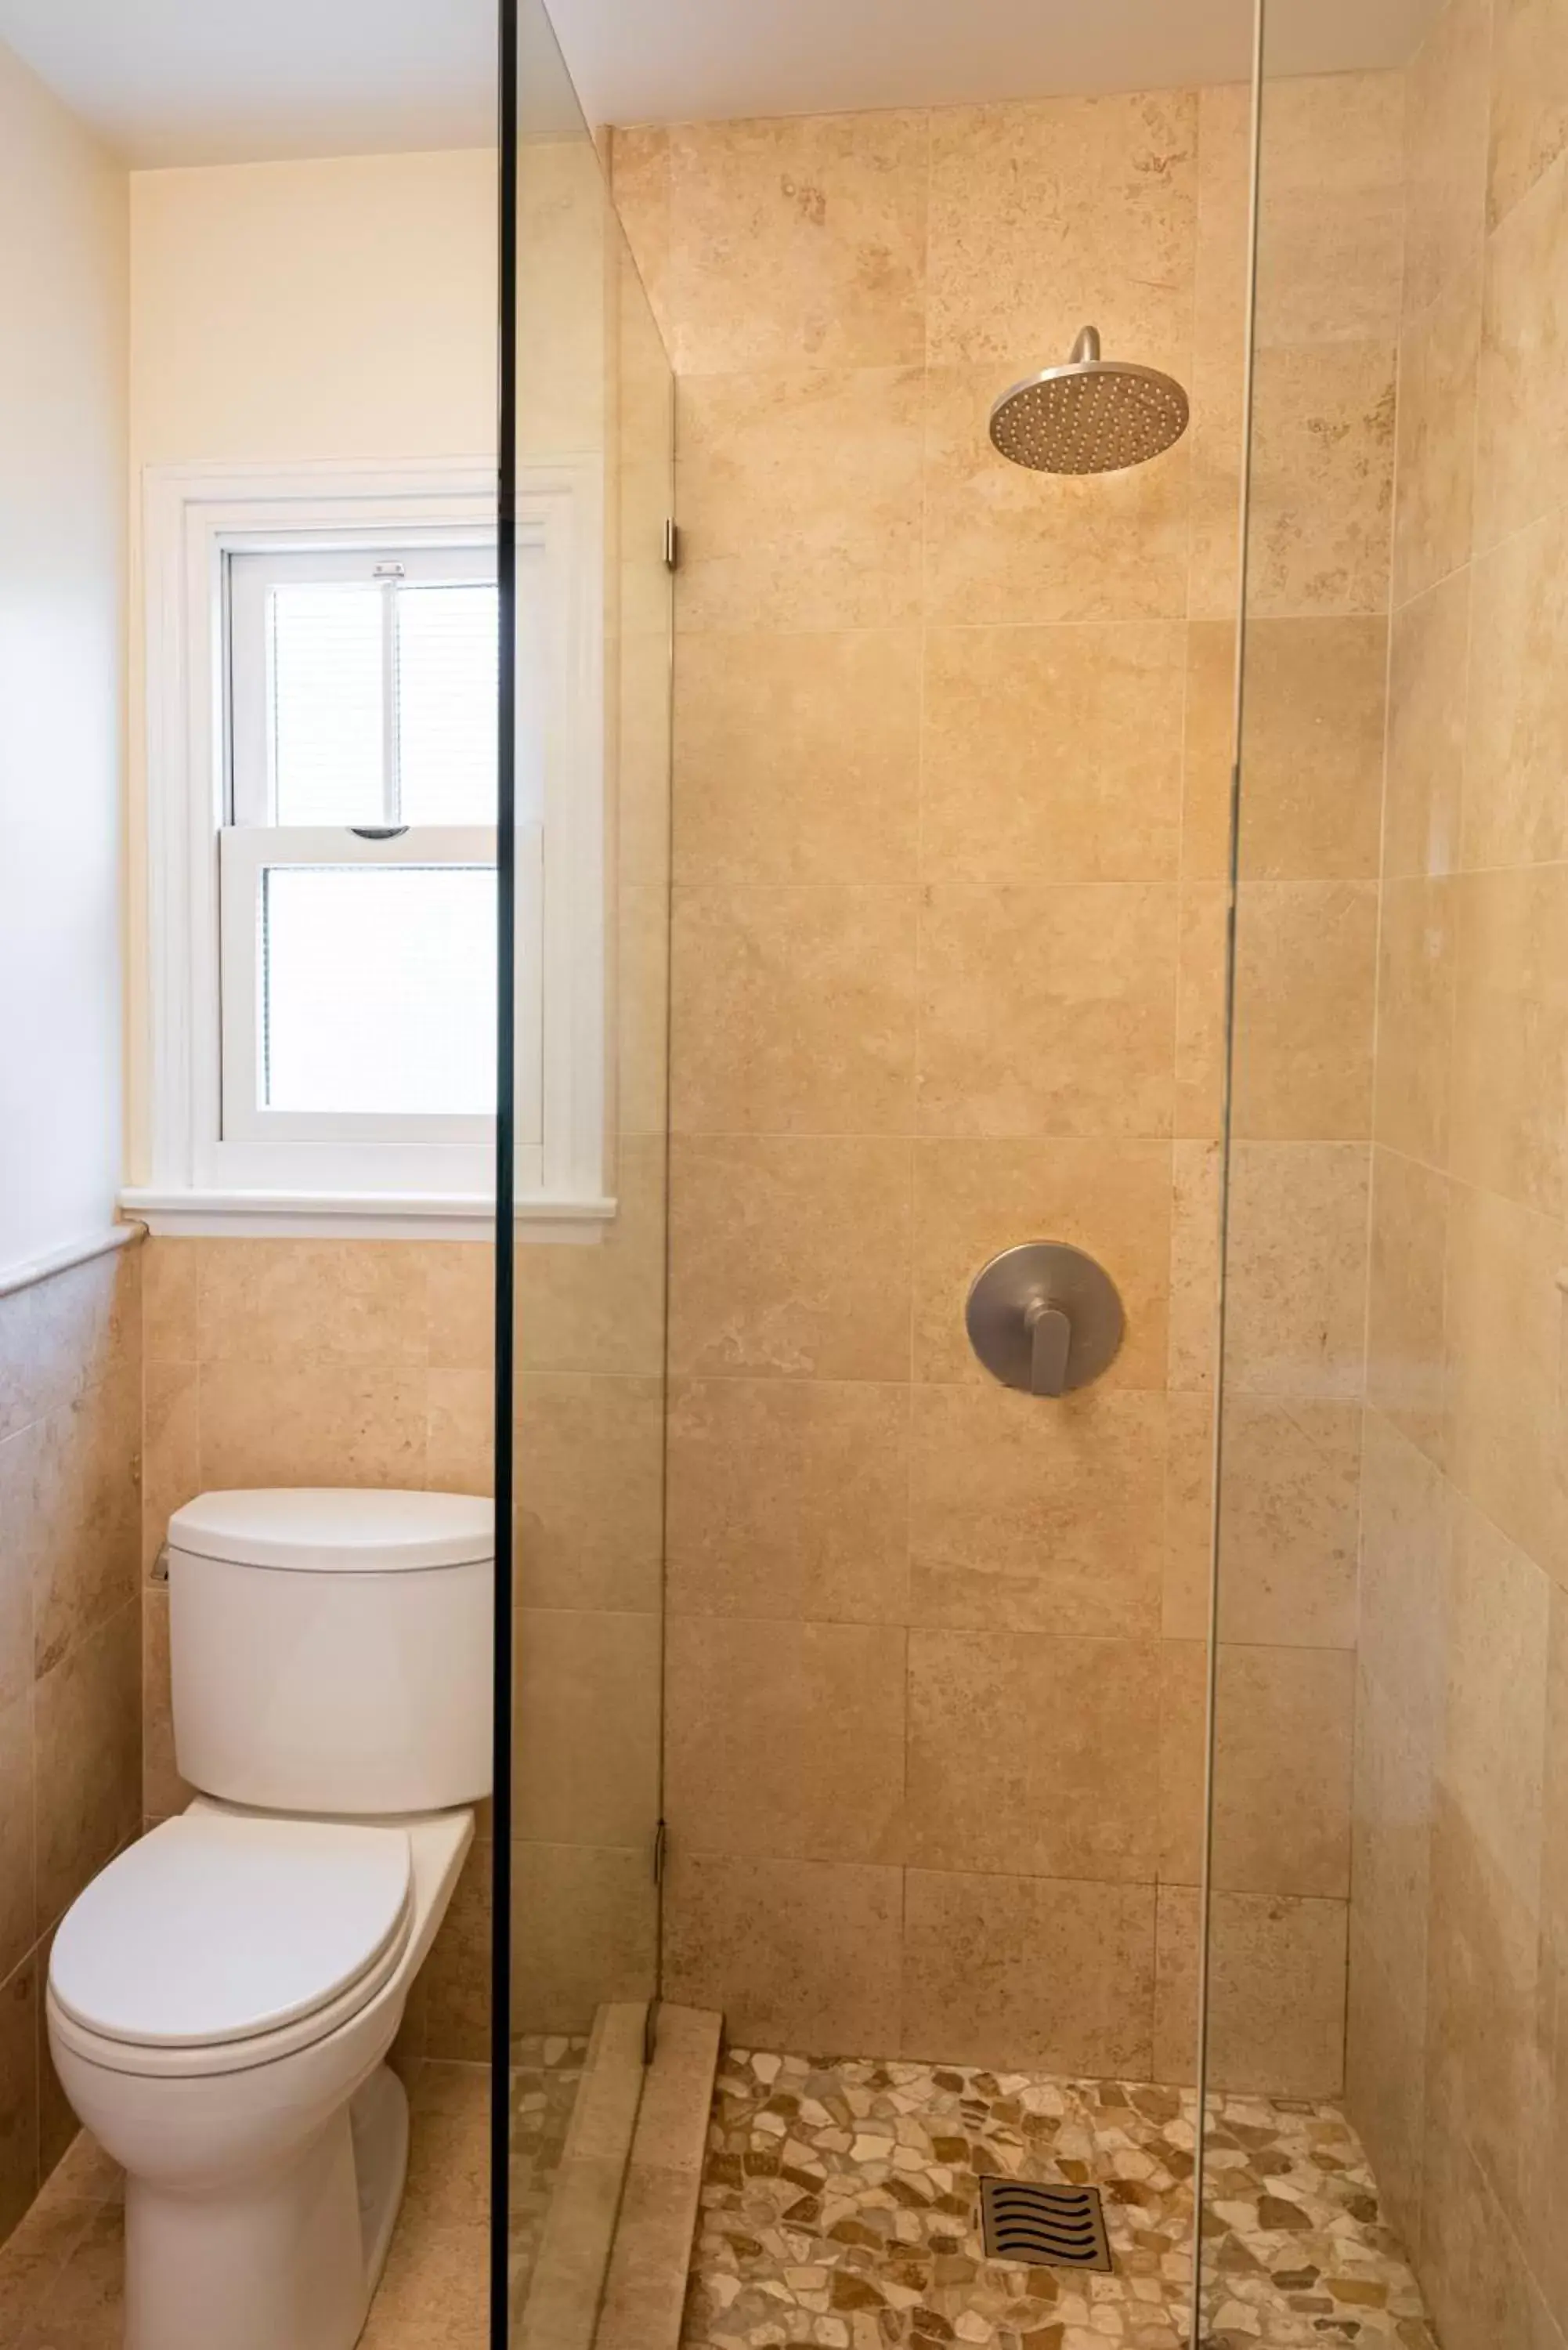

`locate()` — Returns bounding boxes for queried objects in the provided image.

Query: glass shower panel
[500,0,675,2335]
[1198,3,1469,2342]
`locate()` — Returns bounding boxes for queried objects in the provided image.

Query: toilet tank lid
[169,1488,493,1571]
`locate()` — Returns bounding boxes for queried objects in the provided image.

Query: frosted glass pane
[398,584,499,824]
[262,866,496,1115]
[272,586,385,826]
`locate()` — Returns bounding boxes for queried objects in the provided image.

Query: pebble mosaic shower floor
[681,2050,1439,2350]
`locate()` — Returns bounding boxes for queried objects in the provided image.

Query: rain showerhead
[988,326,1190,475]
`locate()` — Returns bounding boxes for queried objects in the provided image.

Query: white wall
[124,149,497,1176]
[128,150,497,468]
[0,38,127,1276]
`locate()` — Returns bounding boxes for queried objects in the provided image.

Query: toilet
[46,1488,493,2350]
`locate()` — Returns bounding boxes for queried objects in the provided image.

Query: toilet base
[352,2063,410,2301]
[121,2063,410,2350]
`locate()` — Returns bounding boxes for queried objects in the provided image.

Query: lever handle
[966,1242,1125,1398]
[1026,1301,1072,1397]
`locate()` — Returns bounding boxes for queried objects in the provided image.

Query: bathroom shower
[988,324,1190,472]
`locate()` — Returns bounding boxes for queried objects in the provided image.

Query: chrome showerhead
[988,326,1190,475]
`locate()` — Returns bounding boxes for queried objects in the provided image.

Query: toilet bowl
[45,1489,493,2350]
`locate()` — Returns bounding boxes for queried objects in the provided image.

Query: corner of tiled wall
[0,1245,143,2247]
[1350,0,1568,2340]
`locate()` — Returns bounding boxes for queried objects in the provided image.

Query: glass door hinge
[652,1819,668,1884]
[662,518,680,573]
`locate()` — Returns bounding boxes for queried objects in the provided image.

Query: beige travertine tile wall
[137,1103,672,2057]
[611,79,1399,2088]
[139,1235,497,2055]
[0,1248,142,2249]
[138,1206,667,2060]
[1347,0,1568,2341]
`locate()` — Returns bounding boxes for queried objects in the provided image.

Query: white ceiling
[0,0,1440,167]
[552,0,1441,130]
[0,0,498,164]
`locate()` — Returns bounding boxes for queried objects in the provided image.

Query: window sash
[217,823,540,1152]
[227,541,498,832]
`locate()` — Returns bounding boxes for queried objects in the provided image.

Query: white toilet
[46,1488,493,2350]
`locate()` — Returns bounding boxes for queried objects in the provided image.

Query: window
[221,543,512,1187]
[128,460,606,1240]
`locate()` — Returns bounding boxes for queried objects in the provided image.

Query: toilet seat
[50,1811,414,2070]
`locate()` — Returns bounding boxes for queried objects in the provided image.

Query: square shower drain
[978,2175,1113,2272]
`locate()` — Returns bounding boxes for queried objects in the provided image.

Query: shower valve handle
[1025,1300,1073,1397]
[965,1242,1125,1398]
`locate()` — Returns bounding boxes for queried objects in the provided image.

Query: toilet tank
[166,1490,493,1815]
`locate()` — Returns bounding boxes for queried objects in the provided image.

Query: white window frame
[124,457,612,1243]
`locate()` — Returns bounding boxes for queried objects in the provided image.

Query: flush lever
[965,1242,1125,1398]
[1025,1300,1073,1397]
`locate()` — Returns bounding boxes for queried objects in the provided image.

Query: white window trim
[124,456,612,1245]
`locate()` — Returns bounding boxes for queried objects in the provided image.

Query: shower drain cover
[978,2175,1113,2272]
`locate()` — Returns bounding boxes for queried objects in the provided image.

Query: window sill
[118,1188,616,1246]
